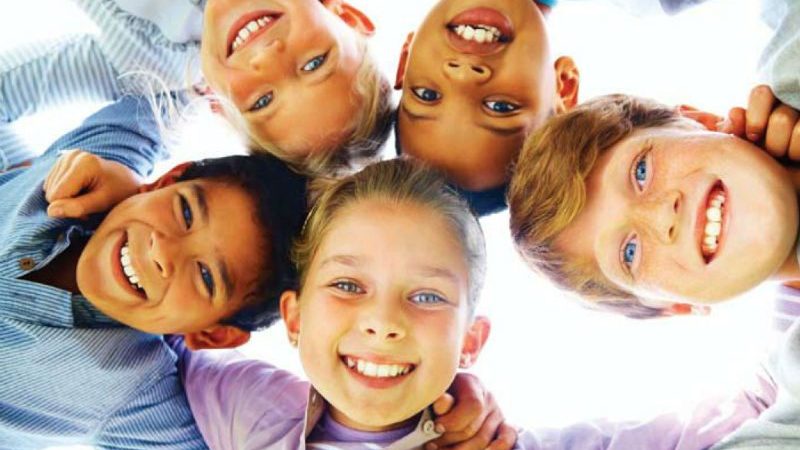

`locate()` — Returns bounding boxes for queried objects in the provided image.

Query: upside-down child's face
[77,179,265,334]
[556,127,799,304]
[396,0,570,191]
[201,0,369,156]
[282,199,484,431]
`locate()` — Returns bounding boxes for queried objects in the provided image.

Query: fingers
[46,155,99,204]
[432,393,456,417]
[764,104,800,159]
[447,408,505,450]
[719,107,746,137]
[789,120,800,161]
[47,189,109,218]
[745,85,776,143]
[43,151,71,199]
[435,373,487,439]
[486,423,518,450]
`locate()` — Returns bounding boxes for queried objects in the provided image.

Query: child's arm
[43,150,142,219]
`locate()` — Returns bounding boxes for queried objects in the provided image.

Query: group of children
[1,0,800,449]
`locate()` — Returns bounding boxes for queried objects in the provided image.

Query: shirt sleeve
[167,336,310,450]
[514,364,777,450]
[41,94,175,177]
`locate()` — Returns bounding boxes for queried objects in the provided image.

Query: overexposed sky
[4,0,779,441]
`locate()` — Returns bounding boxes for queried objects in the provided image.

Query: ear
[138,162,193,193]
[280,290,302,346]
[459,316,491,369]
[183,325,251,350]
[553,56,580,114]
[394,32,415,90]
[322,0,375,36]
[677,104,725,131]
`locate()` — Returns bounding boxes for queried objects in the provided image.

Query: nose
[149,231,176,278]
[359,296,407,341]
[442,59,492,84]
[634,189,682,244]
[247,39,286,73]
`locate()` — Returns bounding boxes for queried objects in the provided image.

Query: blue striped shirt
[0,96,207,449]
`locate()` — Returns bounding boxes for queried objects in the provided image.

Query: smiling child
[393,0,579,214]
[0,0,392,174]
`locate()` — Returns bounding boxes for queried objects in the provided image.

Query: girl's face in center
[281,199,478,431]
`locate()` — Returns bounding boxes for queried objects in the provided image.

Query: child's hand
[719,85,800,160]
[43,150,142,219]
[426,373,517,450]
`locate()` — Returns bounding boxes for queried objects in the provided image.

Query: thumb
[432,392,455,416]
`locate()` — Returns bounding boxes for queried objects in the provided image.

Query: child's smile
[227,10,283,57]
[340,354,417,389]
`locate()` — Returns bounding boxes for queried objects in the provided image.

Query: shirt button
[422,420,436,435]
[19,257,35,271]
[310,393,318,404]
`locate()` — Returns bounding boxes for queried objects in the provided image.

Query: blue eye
[633,154,648,189]
[412,87,441,103]
[411,292,445,305]
[180,195,193,229]
[302,54,327,72]
[250,92,274,111]
[484,100,519,114]
[621,236,639,270]
[332,280,363,294]
[198,262,215,298]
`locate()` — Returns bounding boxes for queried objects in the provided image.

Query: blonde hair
[294,159,486,311]
[219,46,393,177]
[508,94,690,319]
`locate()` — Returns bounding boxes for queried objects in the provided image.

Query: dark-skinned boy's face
[397,0,556,191]
[77,179,265,334]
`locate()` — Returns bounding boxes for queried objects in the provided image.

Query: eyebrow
[319,254,365,269]
[191,184,209,224]
[415,265,461,285]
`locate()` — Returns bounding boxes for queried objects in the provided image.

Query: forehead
[312,199,469,283]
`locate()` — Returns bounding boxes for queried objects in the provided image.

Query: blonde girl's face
[282,199,476,431]
[200,0,369,156]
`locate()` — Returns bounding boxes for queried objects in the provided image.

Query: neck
[328,406,418,433]
[22,236,88,294]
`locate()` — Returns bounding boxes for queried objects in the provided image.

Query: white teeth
[119,242,144,293]
[453,24,502,43]
[231,16,275,53]
[345,356,413,378]
[701,188,726,260]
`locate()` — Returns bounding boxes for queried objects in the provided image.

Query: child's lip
[445,7,513,56]
[226,10,283,58]
[112,232,148,302]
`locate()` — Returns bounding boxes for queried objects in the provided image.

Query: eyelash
[630,146,652,191]
[302,52,328,72]
[198,262,216,298]
[412,87,441,102]
[250,92,274,112]
[620,234,640,274]
[484,100,520,114]
[179,194,193,229]
[330,280,363,294]
[410,292,446,305]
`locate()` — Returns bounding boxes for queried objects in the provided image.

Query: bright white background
[2,0,780,443]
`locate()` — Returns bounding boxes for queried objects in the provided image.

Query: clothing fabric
[759,0,800,110]
[0,95,207,449]
[0,0,200,170]
[170,336,442,450]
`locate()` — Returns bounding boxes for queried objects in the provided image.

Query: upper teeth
[345,356,412,378]
[453,24,502,44]
[120,242,144,292]
[701,190,726,259]
[231,16,274,53]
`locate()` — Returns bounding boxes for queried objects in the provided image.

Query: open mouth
[698,181,728,264]
[341,355,416,381]
[115,234,146,299]
[227,11,283,57]
[446,8,513,54]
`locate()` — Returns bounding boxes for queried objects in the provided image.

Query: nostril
[668,226,675,240]
[387,332,398,339]
[673,197,680,213]
[155,261,163,274]
[447,62,459,68]
[471,66,485,74]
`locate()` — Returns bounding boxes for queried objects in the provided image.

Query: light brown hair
[508,94,691,318]
[294,159,486,312]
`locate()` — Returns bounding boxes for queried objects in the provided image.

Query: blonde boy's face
[283,199,477,431]
[201,0,366,156]
[556,127,798,304]
[397,0,556,191]
[77,179,263,334]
